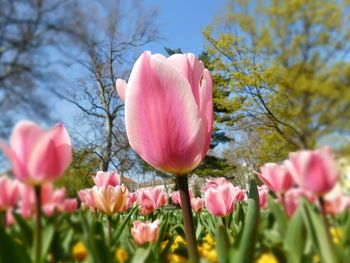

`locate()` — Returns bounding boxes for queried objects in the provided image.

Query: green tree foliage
[55,149,99,197]
[204,0,350,166]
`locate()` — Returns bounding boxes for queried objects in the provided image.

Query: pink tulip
[284,147,339,195]
[257,185,269,209]
[63,199,78,213]
[131,219,160,245]
[205,183,241,217]
[170,189,193,206]
[191,197,204,213]
[92,171,121,187]
[255,163,294,193]
[0,121,72,185]
[6,209,15,226]
[284,188,316,217]
[202,177,230,192]
[323,184,350,214]
[0,177,20,211]
[92,185,129,215]
[128,192,138,208]
[78,188,96,210]
[116,52,213,175]
[138,186,168,213]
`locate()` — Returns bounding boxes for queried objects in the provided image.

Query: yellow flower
[72,241,88,261]
[203,234,215,246]
[330,227,342,245]
[166,253,187,263]
[313,255,320,263]
[115,247,128,263]
[256,252,278,263]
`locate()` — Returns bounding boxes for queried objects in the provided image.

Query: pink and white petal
[125,51,205,174]
[116,79,127,103]
[167,53,204,108]
[9,121,44,163]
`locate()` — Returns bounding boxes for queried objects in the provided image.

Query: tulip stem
[176,175,199,263]
[319,197,332,241]
[0,211,6,228]
[107,215,112,247]
[34,186,42,263]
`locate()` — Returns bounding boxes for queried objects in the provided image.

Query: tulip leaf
[267,195,287,236]
[41,223,55,263]
[13,212,33,247]
[0,225,30,263]
[131,247,151,263]
[300,199,337,263]
[215,225,230,263]
[284,207,305,263]
[112,206,137,244]
[232,180,260,263]
[91,221,110,263]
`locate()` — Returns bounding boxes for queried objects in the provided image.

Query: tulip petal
[9,121,44,164]
[125,51,205,174]
[167,53,204,108]
[205,188,227,217]
[116,79,127,102]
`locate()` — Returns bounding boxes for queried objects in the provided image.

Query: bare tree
[0,0,76,136]
[54,0,160,172]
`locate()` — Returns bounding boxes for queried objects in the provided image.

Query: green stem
[175,175,199,263]
[107,215,112,247]
[0,211,6,228]
[34,185,42,263]
[319,197,332,241]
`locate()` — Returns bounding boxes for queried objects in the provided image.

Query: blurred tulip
[191,197,204,213]
[6,209,15,226]
[78,188,96,210]
[116,51,213,175]
[92,185,129,215]
[131,219,160,245]
[255,163,294,193]
[93,171,121,187]
[0,176,20,211]
[285,147,339,195]
[0,121,72,185]
[170,189,193,206]
[128,192,138,208]
[324,184,350,214]
[284,188,316,217]
[138,186,168,214]
[257,185,269,209]
[205,183,241,217]
[63,199,78,213]
[202,177,230,192]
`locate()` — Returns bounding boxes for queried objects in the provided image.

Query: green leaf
[216,225,230,263]
[41,223,55,263]
[284,207,305,263]
[232,180,260,263]
[112,207,137,244]
[0,226,30,263]
[131,247,151,263]
[301,199,337,263]
[91,221,110,263]
[267,195,287,236]
[13,212,33,247]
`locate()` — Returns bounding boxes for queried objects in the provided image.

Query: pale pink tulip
[131,219,160,245]
[93,171,121,187]
[191,197,204,213]
[0,121,72,185]
[0,177,20,211]
[205,183,241,217]
[78,188,96,211]
[6,209,15,226]
[170,189,193,206]
[138,186,168,213]
[116,52,213,175]
[202,177,230,192]
[257,185,269,209]
[255,163,294,193]
[324,184,350,214]
[284,188,316,217]
[92,185,129,215]
[285,147,339,195]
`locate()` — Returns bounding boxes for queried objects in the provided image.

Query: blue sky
[143,0,225,55]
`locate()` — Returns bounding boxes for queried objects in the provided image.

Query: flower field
[1,52,350,263]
